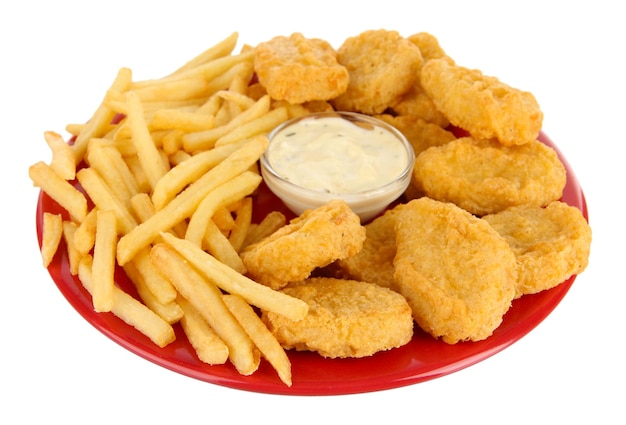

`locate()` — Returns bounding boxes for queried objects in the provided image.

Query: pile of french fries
[29,32,314,387]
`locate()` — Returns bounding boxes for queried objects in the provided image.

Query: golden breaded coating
[240,200,365,290]
[254,33,350,104]
[420,58,543,146]
[262,277,414,358]
[483,201,592,298]
[377,114,456,157]
[413,137,566,216]
[301,100,335,113]
[393,198,517,344]
[337,204,406,290]
[376,114,456,201]
[388,32,451,126]
[388,84,450,127]
[331,29,423,115]
[407,32,450,62]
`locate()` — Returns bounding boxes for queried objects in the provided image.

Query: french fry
[91,210,117,313]
[214,105,289,147]
[131,76,209,104]
[72,208,97,256]
[225,75,252,118]
[89,141,140,199]
[161,129,184,156]
[167,149,191,166]
[202,219,247,274]
[129,192,156,223]
[242,210,287,249]
[211,206,237,232]
[224,198,244,212]
[130,192,187,238]
[160,232,309,321]
[216,90,256,110]
[29,161,87,222]
[71,67,133,163]
[213,99,234,132]
[124,155,151,194]
[125,91,170,191]
[116,136,268,265]
[157,50,255,87]
[78,255,176,348]
[86,141,134,206]
[185,171,262,246]
[108,146,141,198]
[203,61,255,100]
[123,261,183,324]
[223,294,292,387]
[102,89,129,115]
[136,50,253,93]
[177,295,229,365]
[109,119,131,143]
[44,131,76,180]
[182,95,271,152]
[62,220,81,275]
[169,32,239,75]
[195,94,222,118]
[150,243,260,375]
[128,247,178,305]
[65,123,87,137]
[34,33,327,386]
[107,80,204,113]
[150,140,245,210]
[228,197,253,253]
[76,167,138,234]
[135,99,208,115]
[90,134,137,157]
[41,212,63,267]
[151,108,215,132]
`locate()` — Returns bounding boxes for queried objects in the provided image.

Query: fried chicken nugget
[389,32,453,126]
[254,33,350,104]
[240,200,366,290]
[376,115,455,200]
[377,114,456,157]
[483,201,592,298]
[331,29,423,115]
[393,198,517,344]
[420,58,543,146]
[407,32,450,62]
[336,204,406,290]
[413,137,567,216]
[262,277,414,358]
[388,84,450,127]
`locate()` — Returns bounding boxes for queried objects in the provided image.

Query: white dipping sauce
[266,115,409,194]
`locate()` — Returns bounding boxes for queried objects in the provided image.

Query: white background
[2,1,623,423]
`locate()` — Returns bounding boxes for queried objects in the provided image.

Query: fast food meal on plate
[30,29,592,390]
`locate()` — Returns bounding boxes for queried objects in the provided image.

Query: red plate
[36,131,588,396]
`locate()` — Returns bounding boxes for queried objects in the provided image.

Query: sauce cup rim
[260,111,416,200]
